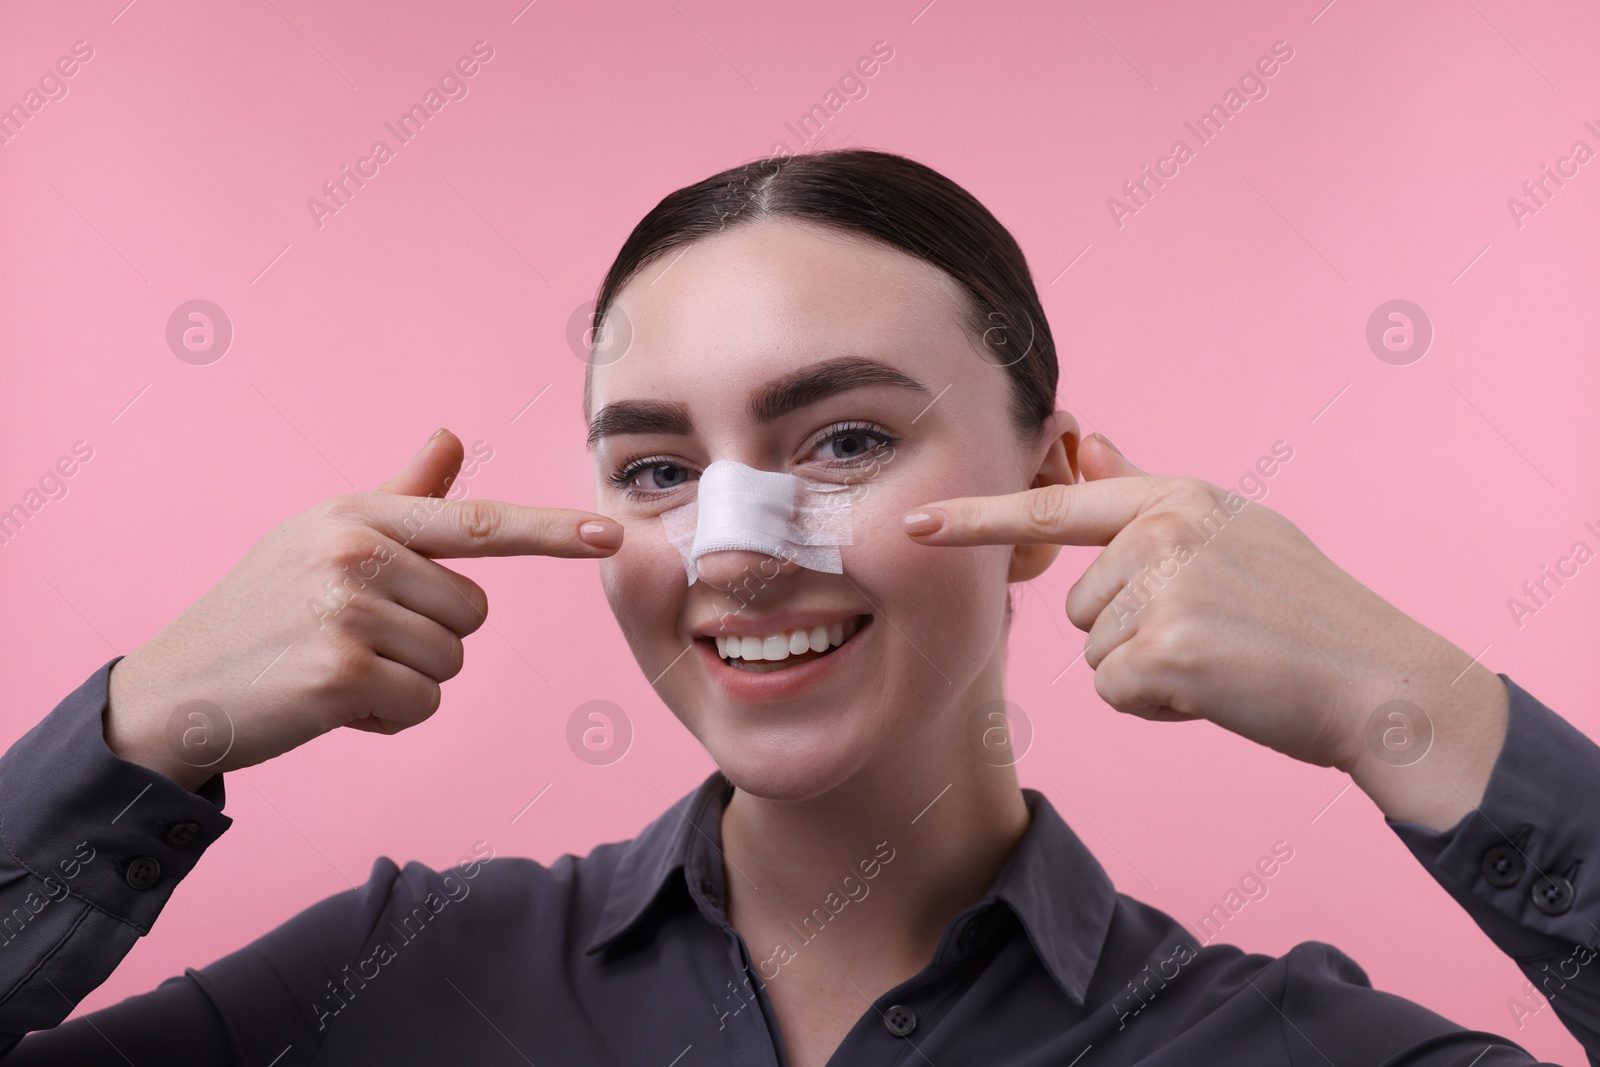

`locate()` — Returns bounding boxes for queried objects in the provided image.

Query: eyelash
[607,421,898,501]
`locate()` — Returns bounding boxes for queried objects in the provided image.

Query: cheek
[599,517,683,646]
[840,469,1013,668]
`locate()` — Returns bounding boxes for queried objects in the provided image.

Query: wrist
[105,657,216,794]
[1343,645,1509,832]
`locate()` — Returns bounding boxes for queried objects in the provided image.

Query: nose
[691,547,802,593]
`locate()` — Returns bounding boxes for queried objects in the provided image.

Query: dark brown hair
[583,148,1058,439]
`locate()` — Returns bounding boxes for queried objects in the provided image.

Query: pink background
[3,0,1597,1060]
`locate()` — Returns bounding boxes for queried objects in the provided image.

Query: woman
[0,150,1592,1065]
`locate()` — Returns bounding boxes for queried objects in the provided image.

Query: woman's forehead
[591,219,975,406]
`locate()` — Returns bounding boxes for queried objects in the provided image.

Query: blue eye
[606,422,897,502]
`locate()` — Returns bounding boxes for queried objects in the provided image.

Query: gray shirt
[0,657,1591,1064]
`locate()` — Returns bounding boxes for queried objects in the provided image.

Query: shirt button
[1531,874,1575,916]
[164,821,201,848]
[883,1004,916,1038]
[125,856,162,890]
[1481,844,1525,888]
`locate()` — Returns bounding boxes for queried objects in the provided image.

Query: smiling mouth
[712,615,872,673]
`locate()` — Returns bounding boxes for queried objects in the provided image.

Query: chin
[702,729,874,803]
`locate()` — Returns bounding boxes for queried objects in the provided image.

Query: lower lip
[697,616,873,703]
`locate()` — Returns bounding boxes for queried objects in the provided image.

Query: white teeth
[715,617,865,662]
[808,625,829,653]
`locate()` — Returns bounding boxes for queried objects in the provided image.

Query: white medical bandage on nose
[657,460,854,585]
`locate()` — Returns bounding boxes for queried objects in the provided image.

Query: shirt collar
[583,769,1117,1006]
[583,770,733,958]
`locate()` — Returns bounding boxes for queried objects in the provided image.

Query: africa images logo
[305,41,496,229]
[1105,39,1295,229]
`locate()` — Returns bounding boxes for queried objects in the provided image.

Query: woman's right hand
[102,429,624,792]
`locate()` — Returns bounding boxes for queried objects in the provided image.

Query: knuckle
[322,526,380,568]
[414,678,443,718]
[313,637,374,696]
[1092,657,1131,712]
[311,562,376,623]
[357,715,403,736]
[437,569,489,634]
[1138,511,1194,554]
[1093,650,1165,720]
[1062,584,1096,633]
[1137,621,1192,675]
[336,586,380,627]
[452,500,499,548]
[317,494,363,524]
[457,575,490,622]
[1082,631,1106,671]
[1172,477,1224,511]
[1151,507,1194,535]
[442,636,466,680]
[1025,484,1074,536]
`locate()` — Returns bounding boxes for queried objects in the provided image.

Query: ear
[1007,410,1080,584]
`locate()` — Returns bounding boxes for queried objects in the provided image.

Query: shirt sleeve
[0,656,233,1059]
[2,855,412,1067]
[1387,672,1600,1063]
[0,659,449,1066]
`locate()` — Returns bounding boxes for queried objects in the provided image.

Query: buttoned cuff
[0,657,233,936]
[1388,673,1600,959]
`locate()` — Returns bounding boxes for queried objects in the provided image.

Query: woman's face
[589,217,1071,801]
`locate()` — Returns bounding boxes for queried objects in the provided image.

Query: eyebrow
[585,356,932,450]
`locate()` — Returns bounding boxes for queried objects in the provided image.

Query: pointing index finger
[904,478,1160,548]
[358,495,624,558]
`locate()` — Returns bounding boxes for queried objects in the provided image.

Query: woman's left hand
[902,432,1509,831]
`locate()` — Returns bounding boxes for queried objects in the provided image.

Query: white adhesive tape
[657,459,854,585]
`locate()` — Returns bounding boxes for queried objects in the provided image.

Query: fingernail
[579,519,623,550]
[429,427,447,441]
[1095,432,1123,456]
[903,508,945,536]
